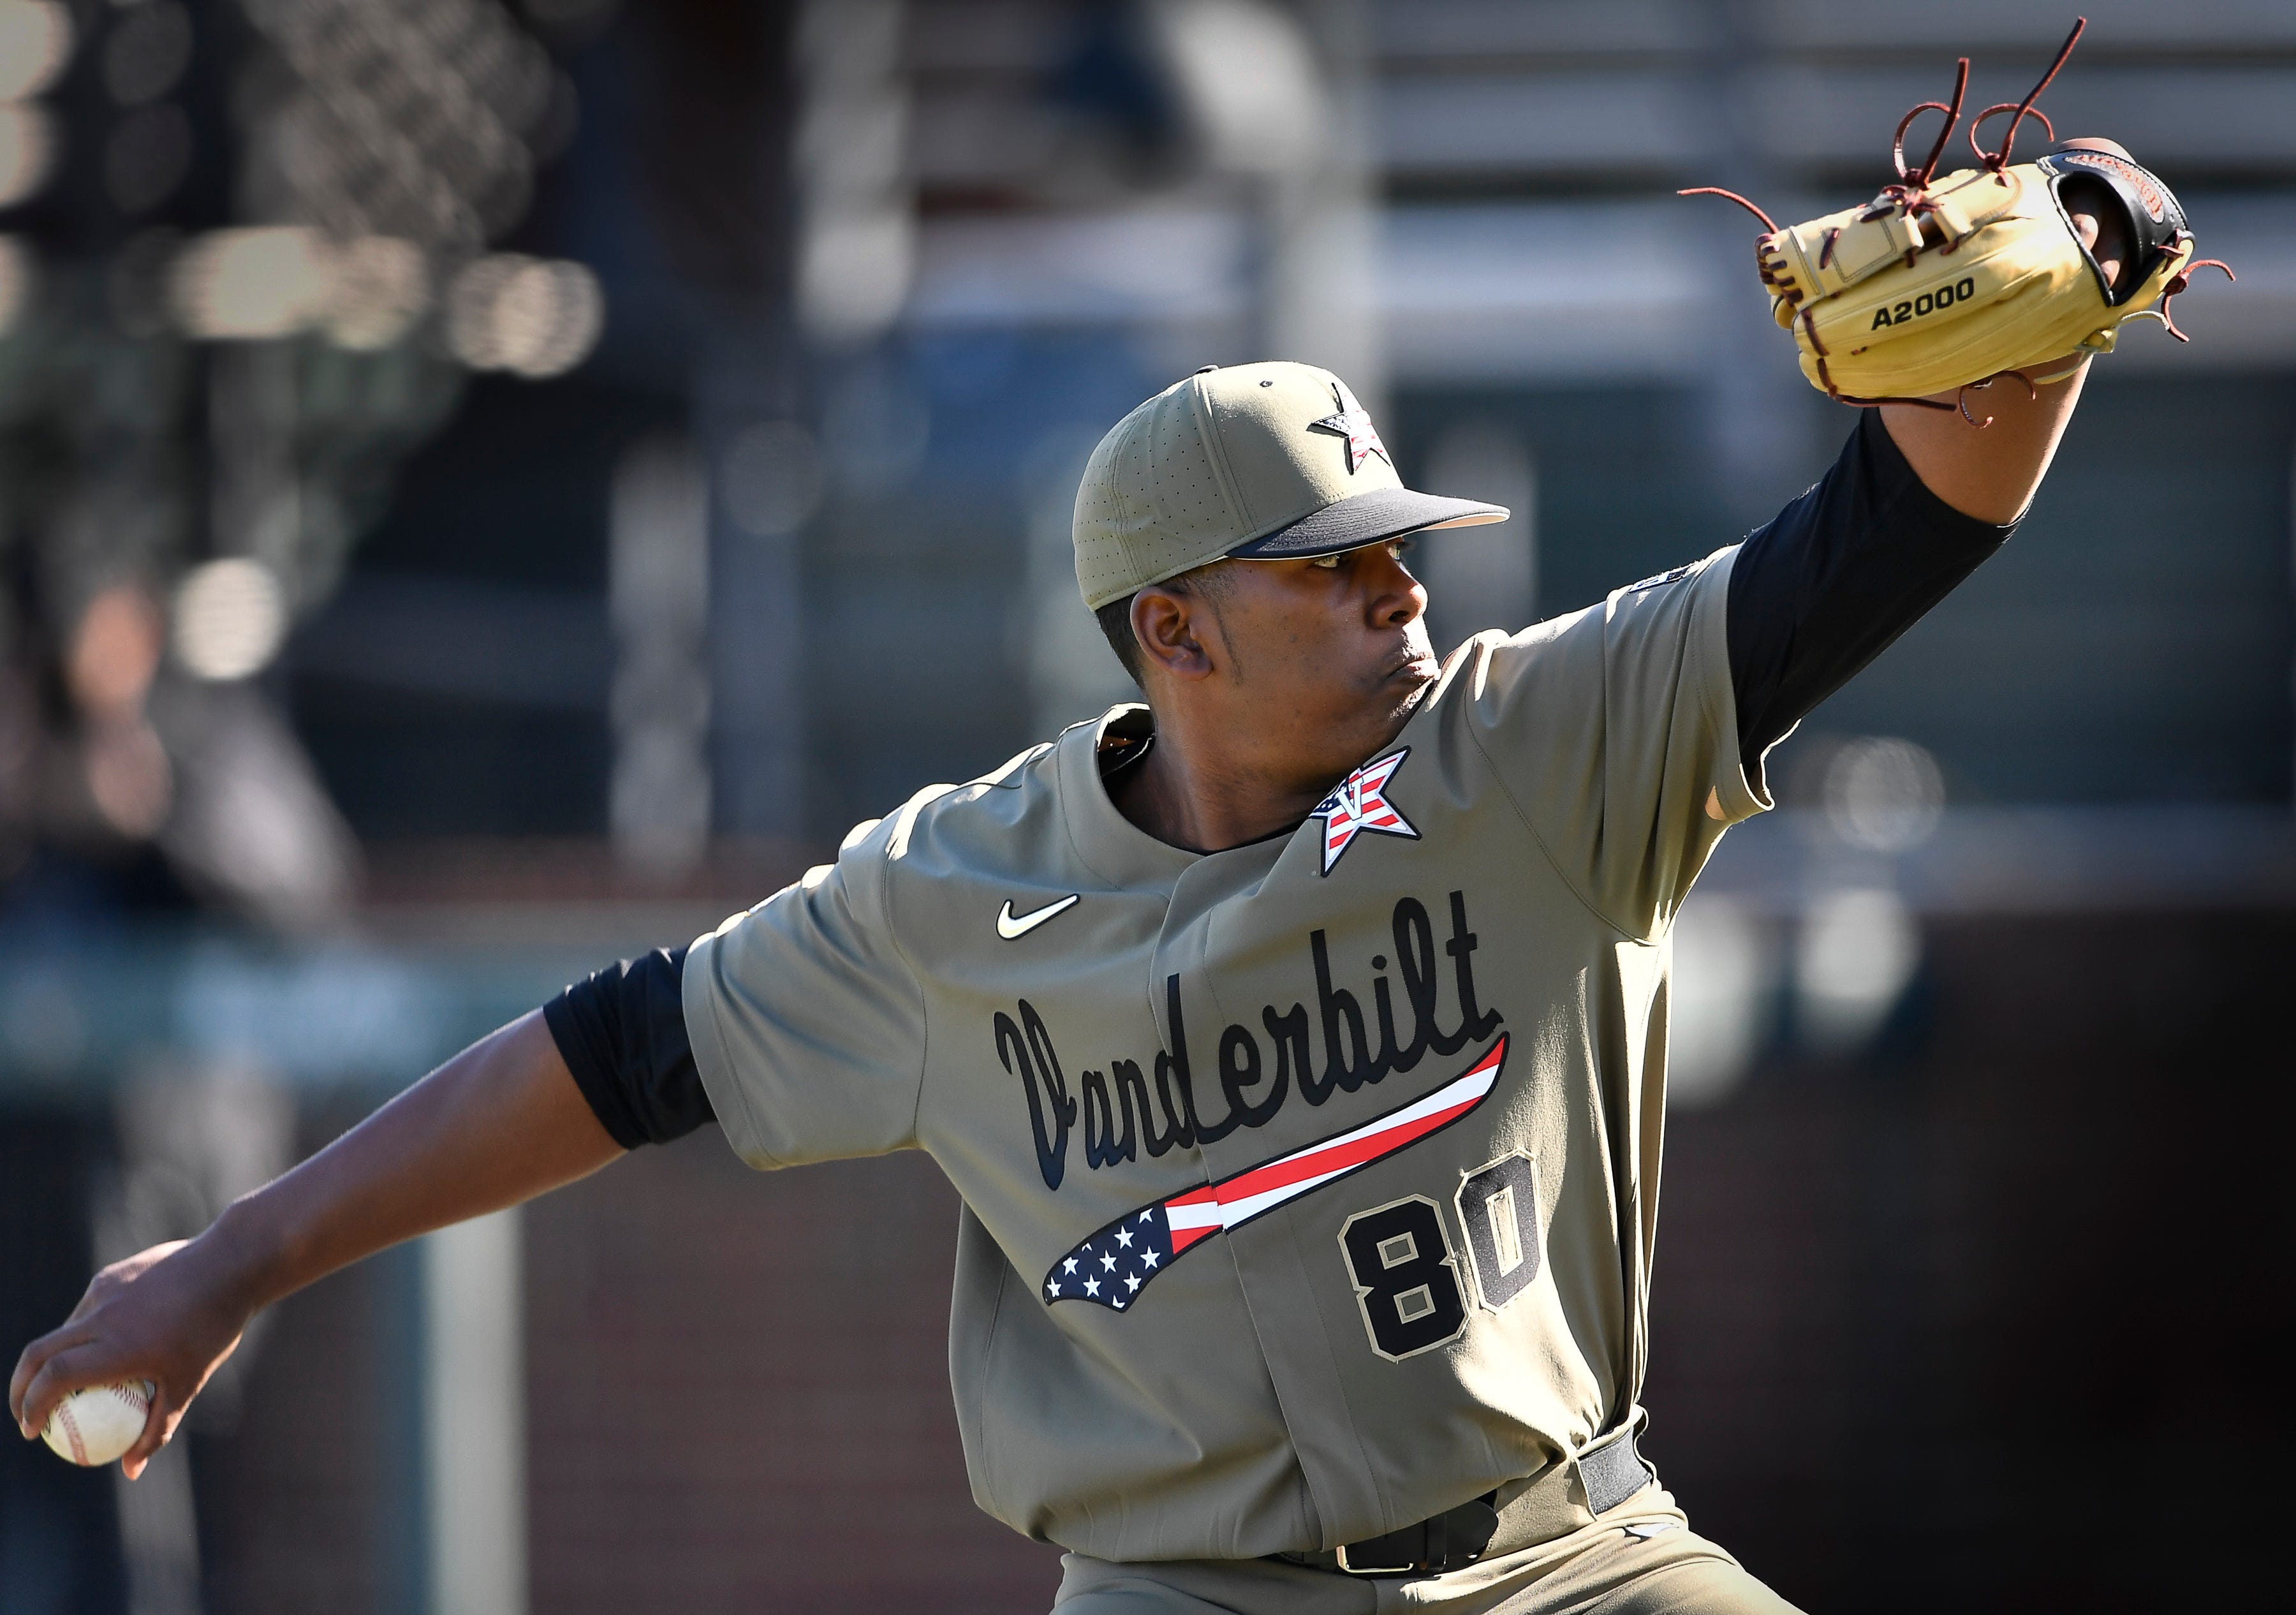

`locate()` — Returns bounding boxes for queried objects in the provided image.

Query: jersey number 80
[1337,1153,1543,1362]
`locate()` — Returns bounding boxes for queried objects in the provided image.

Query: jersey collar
[1056,705,1203,892]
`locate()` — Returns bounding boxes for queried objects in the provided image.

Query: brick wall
[522,1139,1062,1613]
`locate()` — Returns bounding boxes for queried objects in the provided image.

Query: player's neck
[1105,711,1350,855]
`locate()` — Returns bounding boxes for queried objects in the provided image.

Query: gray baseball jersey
[683,544,1765,1563]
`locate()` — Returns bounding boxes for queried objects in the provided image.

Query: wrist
[195,1194,300,1318]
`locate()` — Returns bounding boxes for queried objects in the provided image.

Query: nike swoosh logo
[997,894,1080,940]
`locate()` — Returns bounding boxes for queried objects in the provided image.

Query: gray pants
[1052,1493,1803,1615]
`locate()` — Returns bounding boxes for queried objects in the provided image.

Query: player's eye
[1311,539,1413,572]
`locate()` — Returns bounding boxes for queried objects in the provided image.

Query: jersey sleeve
[681,809,927,1169]
[1464,545,1766,942]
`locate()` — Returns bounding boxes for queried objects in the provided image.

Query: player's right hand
[10,1239,253,1479]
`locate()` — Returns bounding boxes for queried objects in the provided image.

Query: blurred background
[1,1,2290,1611]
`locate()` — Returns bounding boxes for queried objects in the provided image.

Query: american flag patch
[1043,1034,1509,1311]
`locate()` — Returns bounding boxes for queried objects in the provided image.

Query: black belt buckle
[1332,1494,1499,1577]
[1333,1540,1424,1577]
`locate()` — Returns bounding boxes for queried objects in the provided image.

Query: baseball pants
[1050,1492,1804,1615]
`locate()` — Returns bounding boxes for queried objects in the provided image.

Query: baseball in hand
[41,1382,155,1467]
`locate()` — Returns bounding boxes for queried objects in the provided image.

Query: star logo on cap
[1307,381,1391,475]
[1310,748,1418,874]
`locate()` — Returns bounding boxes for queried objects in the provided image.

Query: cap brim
[1225,486,1509,560]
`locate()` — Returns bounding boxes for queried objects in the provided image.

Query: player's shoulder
[847,718,1085,881]
[887,739,1057,838]
[1423,545,1740,719]
[1424,606,1591,709]
[1476,545,1738,660]
[1608,543,1736,612]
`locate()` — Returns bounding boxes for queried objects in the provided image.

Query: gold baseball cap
[1071,360,1510,610]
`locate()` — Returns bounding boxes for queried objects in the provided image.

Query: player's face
[1205,538,1439,778]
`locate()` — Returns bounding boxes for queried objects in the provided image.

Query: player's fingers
[119,1394,181,1480]
[10,1329,86,1436]
[15,1342,110,1442]
[10,1340,39,1433]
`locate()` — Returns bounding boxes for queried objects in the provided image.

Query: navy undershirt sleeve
[542,945,716,1148]
[1726,408,2017,779]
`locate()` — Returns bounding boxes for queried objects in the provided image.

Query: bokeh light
[68,586,166,717]
[1668,896,1773,1108]
[1794,886,1922,1052]
[84,718,173,837]
[1822,735,1946,852]
[1147,0,1325,176]
[445,254,603,378]
[0,104,55,208]
[173,558,288,682]
[163,228,434,347]
[323,234,429,350]
[0,0,72,101]
[169,226,334,339]
[248,0,553,249]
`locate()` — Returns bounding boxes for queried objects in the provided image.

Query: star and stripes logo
[1306,380,1392,474]
[1311,748,1418,876]
[1043,1033,1510,1313]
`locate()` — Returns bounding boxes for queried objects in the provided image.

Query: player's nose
[1363,546,1427,629]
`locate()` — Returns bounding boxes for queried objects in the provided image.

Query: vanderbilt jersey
[683,545,1765,1563]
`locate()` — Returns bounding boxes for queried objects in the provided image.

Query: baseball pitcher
[13,94,2216,1614]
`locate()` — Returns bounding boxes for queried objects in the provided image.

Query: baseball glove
[1685,20,2231,421]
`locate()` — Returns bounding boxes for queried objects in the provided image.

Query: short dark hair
[1096,596,1147,686]
[1093,562,1235,688]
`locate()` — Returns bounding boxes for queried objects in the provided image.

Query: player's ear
[1130,587,1214,682]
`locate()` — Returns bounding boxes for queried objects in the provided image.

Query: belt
[1276,1425,1654,1579]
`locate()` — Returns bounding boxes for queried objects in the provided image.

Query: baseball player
[13,120,2204,1612]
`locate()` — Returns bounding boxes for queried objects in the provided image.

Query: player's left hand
[2055,136,2137,299]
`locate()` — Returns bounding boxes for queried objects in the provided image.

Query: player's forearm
[200,1010,622,1315]
[1878,353,2089,526]
[12,1010,622,1468]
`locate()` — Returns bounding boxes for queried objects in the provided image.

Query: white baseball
[41,1381,156,1468]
